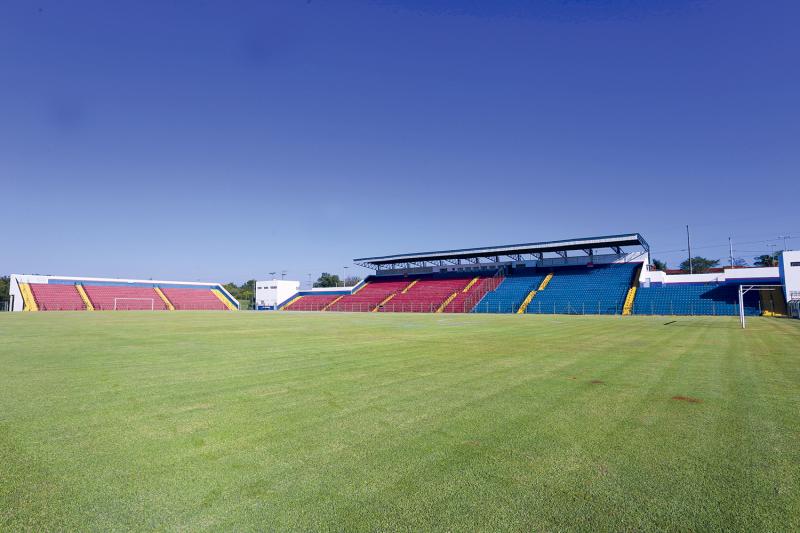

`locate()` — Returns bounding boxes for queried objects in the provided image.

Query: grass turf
[1,312,798,531]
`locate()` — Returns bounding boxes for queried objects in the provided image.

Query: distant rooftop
[354,233,649,270]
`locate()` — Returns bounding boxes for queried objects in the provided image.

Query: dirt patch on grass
[590,380,604,385]
[671,395,702,403]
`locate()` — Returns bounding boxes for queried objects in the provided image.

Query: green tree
[344,276,362,287]
[679,257,720,273]
[223,282,240,299]
[753,254,779,267]
[651,259,667,271]
[732,257,748,267]
[0,276,9,302]
[314,273,342,288]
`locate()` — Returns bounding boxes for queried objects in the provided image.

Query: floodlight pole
[686,225,693,274]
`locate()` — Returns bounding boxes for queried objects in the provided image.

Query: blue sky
[2,0,798,284]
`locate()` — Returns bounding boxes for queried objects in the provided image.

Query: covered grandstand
[281,234,798,317]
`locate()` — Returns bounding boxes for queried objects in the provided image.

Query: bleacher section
[526,263,639,315]
[473,271,547,313]
[380,277,471,313]
[161,287,230,311]
[283,294,342,311]
[632,283,761,316]
[28,283,86,311]
[328,279,410,312]
[84,285,168,311]
[442,276,493,313]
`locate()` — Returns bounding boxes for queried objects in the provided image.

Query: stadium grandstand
[8,274,238,312]
[279,234,800,318]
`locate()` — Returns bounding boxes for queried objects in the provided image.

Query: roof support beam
[556,250,568,258]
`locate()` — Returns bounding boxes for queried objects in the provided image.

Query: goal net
[113,297,155,311]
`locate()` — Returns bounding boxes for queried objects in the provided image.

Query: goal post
[738,285,784,329]
[113,297,155,311]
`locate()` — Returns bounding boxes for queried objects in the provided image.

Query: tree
[651,259,667,271]
[732,257,748,267]
[344,276,362,287]
[753,253,779,267]
[0,276,8,302]
[679,257,720,273]
[314,273,342,288]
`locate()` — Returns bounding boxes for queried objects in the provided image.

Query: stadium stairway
[382,277,470,313]
[516,290,537,314]
[322,295,344,311]
[154,287,175,310]
[330,279,410,312]
[526,263,638,315]
[76,284,95,311]
[473,271,547,313]
[19,282,38,311]
[436,291,459,313]
[440,276,482,313]
[622,263,643,316]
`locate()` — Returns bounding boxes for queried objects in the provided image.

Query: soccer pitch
[1,312,798,531]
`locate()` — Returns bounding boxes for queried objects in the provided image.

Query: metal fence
[0,301,8,312]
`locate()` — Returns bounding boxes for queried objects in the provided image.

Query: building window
[791,262,800,267]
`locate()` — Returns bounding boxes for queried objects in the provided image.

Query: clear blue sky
[3,0,798,284]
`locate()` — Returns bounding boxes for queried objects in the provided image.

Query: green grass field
[1,312,798,531]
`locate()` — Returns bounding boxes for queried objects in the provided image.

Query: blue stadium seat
[632,283,761,316]
[472,271,546,313]
[526,263,638,315]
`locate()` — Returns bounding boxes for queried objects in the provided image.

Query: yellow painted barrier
[322,295,344,311]
[279,295,302,310]
[19,282,38,312]
[373,292,397,311]
[401,279,419,294]
[76,284,95,311]
[462,277,479,293]
[211,289,237,311]
[538,273,554,291]
[517,290,537,314]
[436,291,459,313]
[622,286,637,316]
[153,287,175,310]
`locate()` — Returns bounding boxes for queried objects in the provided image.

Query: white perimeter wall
[779,250,800,302]
[639,265,781,287]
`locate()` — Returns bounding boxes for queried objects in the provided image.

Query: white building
[255,279,301,310]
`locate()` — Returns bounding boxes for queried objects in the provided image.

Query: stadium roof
[354,233,649,269]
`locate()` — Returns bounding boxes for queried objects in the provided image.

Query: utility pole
[779,235,790,251]
[729,237,733,268]
[686,225,693,274]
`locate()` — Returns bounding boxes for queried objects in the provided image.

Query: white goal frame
[738,285,784,329]
[113,297,155,311]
